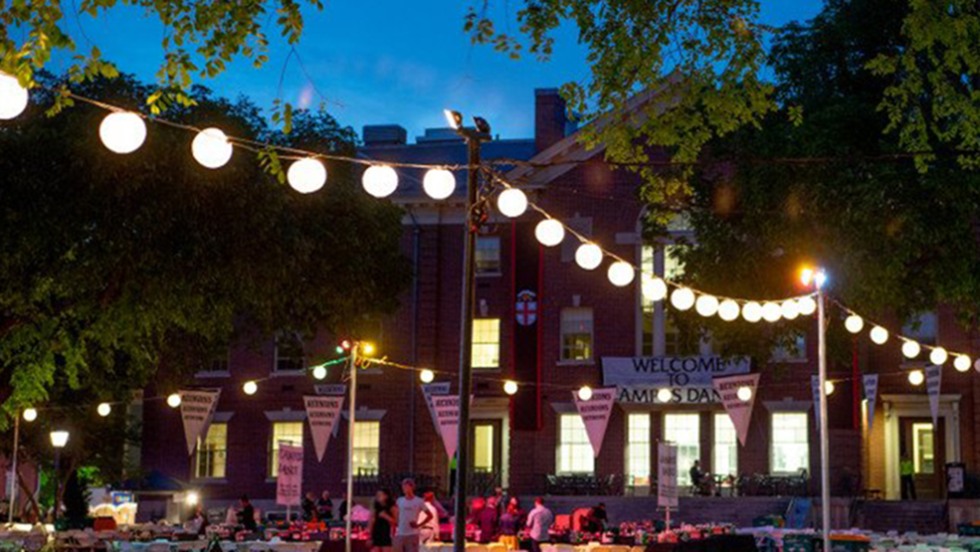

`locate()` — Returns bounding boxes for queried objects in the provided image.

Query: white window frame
[664,413,701,486]
[556,413,594,474]
[712,413,738,478]
[560,307,594,363]
[472,318,501,369]
[352,420,381,476]
[194,422,228,479]
[770,412,809,474]
[269,421,304,477]
[626,413,651,487]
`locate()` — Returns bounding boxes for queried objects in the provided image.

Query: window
[269,422,304,477]
[903,312,938,346]
[473,424,495,473]
[626,413,651,486]
[664,413,701,486]
[472,319,500,369]
[561,308,594,362]
[275,333,305,372]
[771,413,809,474]
[475,236,501,274]
[640,246,656,356]
[664,244,686,280]
[352,421,381,476]
[771,333,807,363]
[713,414,738,477]
[194,423,227,479]
[557,414,594,474]
[912,422,935,474]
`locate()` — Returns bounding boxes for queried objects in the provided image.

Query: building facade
[138,89,980,516]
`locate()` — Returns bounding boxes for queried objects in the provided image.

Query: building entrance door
[470,420,503,495]
[899,417,945,499]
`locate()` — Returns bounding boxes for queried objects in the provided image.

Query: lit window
[912,422,934,474]
[475,236,501,274]
[472,319,500,369]
[269,422,304,477]
[771,333,807,363]
[195,423,227,479]
[664,413,700,486]
[557,414,594,474]
[275,333,305,372]
[771,413,809,474]
[352,421,381,476]
[561,308,593,362]
[903,312,938,346]
[626,413,651,486]
[473,424,495,473]
[713,413,738,477]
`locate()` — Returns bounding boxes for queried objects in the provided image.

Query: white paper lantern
[869,326,889,345]
[780,299,800,320]
[901,340,921,359]
[362,165,399,198]
[287,158,327,194]
[908,369,924,386]
[423,168,456,200]
[929,347,948,366]
[736,386,753,402]
[797,296,817,316]
[191,127,233,169]
[97,402,112,417]
[670,288,695,311]
[312,365,328,380]
[574,243,603,270]
[22,408,37,422]
[607,261,635,287]
[844,314,864,334]
[695,295,719,317]
[641,275,668,302]
[718,299,740,321]
[243,381,258,395]
[535,219,565,247]
[577,386,593,401]
[954,355,971,373]
[742,301,763,323]
[0,71,29,120]
[657,388,673,403]
[761,301,782,322]
[100,111,147,154]
[824,380,835,396]
[167,393,182,408]
[497,188,528,218]
[503,380,519,395]
[419,369,435,383]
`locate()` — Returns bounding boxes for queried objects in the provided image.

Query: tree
[0,73,411,419]
[673,0,980,359]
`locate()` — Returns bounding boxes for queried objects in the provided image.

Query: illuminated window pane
[771,413,809,474]
[473,425,494,473]
[472,319,500,368]
[561,308,593,361]
[195,423,227,479]
[664,413,700,486]
[269,422,303,477]
[626,413,651,486]
[352,421,381,475]
[713,413,738,477]
[557,414,594,473]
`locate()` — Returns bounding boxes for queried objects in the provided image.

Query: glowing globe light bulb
[844,314,864,334]
[503,380,519,396]
[718,299,740,322]
[497,188,528,218]
[0,72,29,120]
[736,386,752,402]
[577,386,593,401]
[797,296,817,316]
[695,295,719,317]
[100,111,147,154]
[824,380,835,396]
[657,388,673,403]
[97,402,112,417]
[908,369,924,386]
[954,355,971,373]
[423,168,456,200]
[419,369,435,383]
[607,261,635,287]
[901,340,921,359]
[742,301,762,323]
[869,326,889,345]
[242,381,258,395]
[312,365,328,380]
[574,243,603,271]
[670,288,695,311]
[761,302,782,323]
[287,158,327,194]
[22,408,37,422]
[167,393,182,408]
[191,127,233,169]
[361,165,399,198]
[929,347,948,366]
[641,275,668,302]
[780,300,800,320]
[535,219,565,247]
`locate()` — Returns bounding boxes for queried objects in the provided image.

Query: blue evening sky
[54,1,823,140]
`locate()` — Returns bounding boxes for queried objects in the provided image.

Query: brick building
[138,89,980,517]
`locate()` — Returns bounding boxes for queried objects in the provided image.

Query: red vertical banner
[511,221,542,430]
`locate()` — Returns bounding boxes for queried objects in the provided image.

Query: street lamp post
[49,430,69,527]
[803,268,830,552]
[344,342,358,552]
[445,109,491,552]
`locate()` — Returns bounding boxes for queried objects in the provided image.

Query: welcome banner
[179,389,221,456]
[304,395,344,462]
[572,387,616,457]
[713,373,760,446]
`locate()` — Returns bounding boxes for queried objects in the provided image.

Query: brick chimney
[535,88,567,153]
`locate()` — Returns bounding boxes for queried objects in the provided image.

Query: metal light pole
[345,343,359,552]
[445,109,491,552]
[49,430,69,528]
[804,267,831,552]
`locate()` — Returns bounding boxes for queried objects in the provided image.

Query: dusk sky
[57,1,824,140]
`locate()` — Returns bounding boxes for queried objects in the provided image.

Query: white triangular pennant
[572,387,616,458]
[179,389,221,456]
[430,394,461,458]
[713,373,760,447]
[304,395,344,462]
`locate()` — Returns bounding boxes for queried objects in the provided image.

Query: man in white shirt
[526,497,554,552]
[394,478,433,552]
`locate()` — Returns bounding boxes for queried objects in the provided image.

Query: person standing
[393,478,432,552]
[302,492,318,522]
[497,501,520,551]
[237,495,257,532]
[478,497,499,543]
[418,492,441,543]
[368,489,396,552]
[318,491,334,521]
[339,492,349,521]
[901,452,917,500]
[525,497,553,552]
